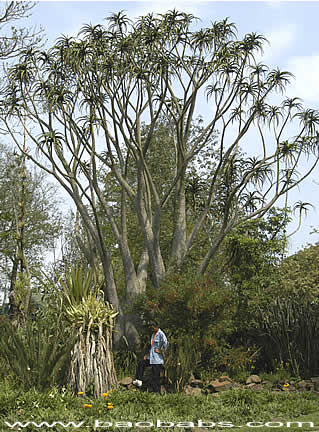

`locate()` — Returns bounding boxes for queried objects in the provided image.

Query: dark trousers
[136,358,162,393]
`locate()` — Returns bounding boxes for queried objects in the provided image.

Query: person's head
[150,320,159,332]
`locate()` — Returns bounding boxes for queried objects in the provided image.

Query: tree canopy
[1,11,318,329]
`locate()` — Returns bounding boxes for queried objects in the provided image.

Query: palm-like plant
[59,265,118,397]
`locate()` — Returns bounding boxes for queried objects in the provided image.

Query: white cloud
[286,55,319,105]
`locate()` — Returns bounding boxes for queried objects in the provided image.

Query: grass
[0,379,319,431]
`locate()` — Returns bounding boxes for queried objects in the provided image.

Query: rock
[119,377,133,386]
[184,385,203,396]
[208,379,232,393]
[297,380,314,392]
[310,377,319,391]
[246,375,262,384]
[219,375,232,382]
[246,383,263,391]
[189,376,204,388]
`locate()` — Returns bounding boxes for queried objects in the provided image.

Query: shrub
[0,316,75,391]
[133,274,236,386]
[254,297,319,377]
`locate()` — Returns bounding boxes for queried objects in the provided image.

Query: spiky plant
[60,266,118,397]
[0,315,75,390]
[164,332,200,392]
[257,297,319,377]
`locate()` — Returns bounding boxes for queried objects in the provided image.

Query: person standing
[133,320,168,393]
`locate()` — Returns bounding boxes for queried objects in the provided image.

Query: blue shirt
[147,328,168,364]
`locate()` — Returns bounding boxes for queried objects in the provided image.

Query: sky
[14,0,319,254]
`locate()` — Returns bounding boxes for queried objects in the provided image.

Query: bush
[133,274,237,386]
[114,336,137,378]
[253,297,319,377]
[0,316,75,391]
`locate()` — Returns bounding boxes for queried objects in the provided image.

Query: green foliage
[134,274,235,383]
[114,336,137,378]
[13,272,31,314]
[0,316,75,391]
[4,10,319,311]
[59,265,118,329]
[0,382,318,430]
[209,345,259,377]
[278,244,319,299]
[0,143,62,303]
[260,362,293,385]
[165,333,201,392]
[254,297,319,377]
[223,208,288,314]
[60,265,100,305]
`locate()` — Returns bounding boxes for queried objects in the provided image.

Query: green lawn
[0,382,318,431]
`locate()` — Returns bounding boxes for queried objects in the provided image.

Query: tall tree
[0,143,62,313]
[1,11,319,336]
[0,2,41,59]
[0,1,43,316]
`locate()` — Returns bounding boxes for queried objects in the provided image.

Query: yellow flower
[107,406,113,410]
[83,404,93,408]
[132,389,137,392]
[283,383,289,388]
[78,391,84,395]
[102,393,109,397]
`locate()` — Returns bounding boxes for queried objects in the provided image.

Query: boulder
[208,379,232,393]
[189,376,204,388]
[219,375,232,383]
[296,380,314,392]
[310,377,319,391]
[246,375,262,384]
[184,385,203,396]
[119,377,133,387]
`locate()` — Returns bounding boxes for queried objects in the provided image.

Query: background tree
[0,143,63,314]
[0,1,44,318]
[223,208,289,325]
[2,11,319,339]
[0,2,41,59]
[278,243,319,299]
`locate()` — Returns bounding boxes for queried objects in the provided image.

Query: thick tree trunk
[141,214,165,288]
[135,167,165,289]
[170,166,187,269]
[136,248,149,294]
